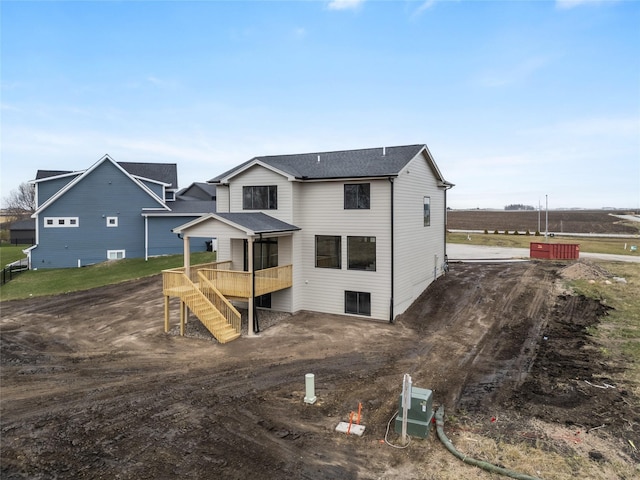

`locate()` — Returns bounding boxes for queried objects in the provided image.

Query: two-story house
[27,155,216,269]
[164,144,453,343]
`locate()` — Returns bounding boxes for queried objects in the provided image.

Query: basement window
[345,291,371,316]
[107,250,126,260]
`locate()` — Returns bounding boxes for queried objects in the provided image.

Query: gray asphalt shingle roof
[35,162,178,188]
[209,144,428,183]
[35,170,74,180]
[118,162,178,188]
[216,212,300,234]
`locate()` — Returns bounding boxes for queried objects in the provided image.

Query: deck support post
[247,236,255,337]
[164,296,170,332]
[180,300,185,336]
[183,235,191,279]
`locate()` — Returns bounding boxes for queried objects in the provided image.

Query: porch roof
[172,212,300,236]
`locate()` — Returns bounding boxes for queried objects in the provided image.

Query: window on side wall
[315,235,341,268]
[243,185,277,210]
[107,250,125,260]
[345,291,371,316]
[347,236,376,271]
[106,216,118,227]
[43,217,79,228]
[424,196,431,226]
[344,183,370,209]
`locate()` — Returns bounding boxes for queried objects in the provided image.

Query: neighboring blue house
[27,155,216,269]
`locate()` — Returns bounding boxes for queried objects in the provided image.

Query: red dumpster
[530,242,580,260]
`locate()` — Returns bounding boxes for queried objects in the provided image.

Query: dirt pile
[559,260,611,281]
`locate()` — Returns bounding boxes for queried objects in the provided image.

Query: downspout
[144,215,149,261]
[443,183,453,270]
[388,177,395,323]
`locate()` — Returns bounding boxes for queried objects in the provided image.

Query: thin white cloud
[327,0,365,11]
[293,27,307,38]
[413,0,438,17]
[478,56,550,87]
[556,0,619,9]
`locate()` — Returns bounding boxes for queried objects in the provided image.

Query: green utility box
[394,387,434,439]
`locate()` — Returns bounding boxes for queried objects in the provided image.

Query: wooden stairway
[179,277,241,344]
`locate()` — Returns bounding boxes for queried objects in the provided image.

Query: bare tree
[3,182,36,220]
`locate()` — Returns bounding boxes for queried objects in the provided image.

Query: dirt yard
[1,261,638,479]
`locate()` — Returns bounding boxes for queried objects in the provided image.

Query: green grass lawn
[0,244,32,266]
[566,262,640,395]
[447,232,640,256]
[0,251,215,302]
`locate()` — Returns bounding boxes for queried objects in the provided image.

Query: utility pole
[545,194,549,241]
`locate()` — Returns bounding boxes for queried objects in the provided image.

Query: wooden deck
[163,262,293,299]
[162,262,293,342]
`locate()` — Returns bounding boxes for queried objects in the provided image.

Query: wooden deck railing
[255,264,293,296]
[197,272,241,335]
[165,262,292,298]
[163,260,233,284]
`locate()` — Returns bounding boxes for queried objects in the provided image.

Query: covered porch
[162,212,300,341]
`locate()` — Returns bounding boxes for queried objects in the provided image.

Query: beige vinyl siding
[393,151,446,316]
[228,165,293,223]
[293,179,392,320]
[290,181,306,314]
[216,185,230,213]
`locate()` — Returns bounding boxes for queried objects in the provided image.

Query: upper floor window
[44,217,79,228]
[347,236,376,271]
[106,216,118,227]
[424,196,431,226]
[315,235,341,269]
[243,185,277,210]
[344,183,370,209]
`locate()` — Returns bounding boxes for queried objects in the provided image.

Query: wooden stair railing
[197,271,242,337]
[178,274,240,344]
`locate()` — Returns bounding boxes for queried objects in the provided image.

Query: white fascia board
[30,171,83,185]
[218,159,295,183]
[33,155,168,215]
[398,145,448,184]
[130,175,171,187]
[172,213,254,236]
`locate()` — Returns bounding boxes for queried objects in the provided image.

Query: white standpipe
[304,373,317,404]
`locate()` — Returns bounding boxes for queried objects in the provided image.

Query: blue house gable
[28,155,213,269]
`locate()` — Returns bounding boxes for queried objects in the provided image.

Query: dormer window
[243,185,277,210]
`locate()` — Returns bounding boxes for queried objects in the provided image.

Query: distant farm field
[447,209,640,235]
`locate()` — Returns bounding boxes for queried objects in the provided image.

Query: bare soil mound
[1,262,638,479]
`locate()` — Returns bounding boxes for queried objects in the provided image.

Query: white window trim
[106,216,119,227]
[44,217,79,228]
[107,250,126,260]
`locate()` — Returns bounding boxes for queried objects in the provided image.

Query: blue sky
[2,0,639,209]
